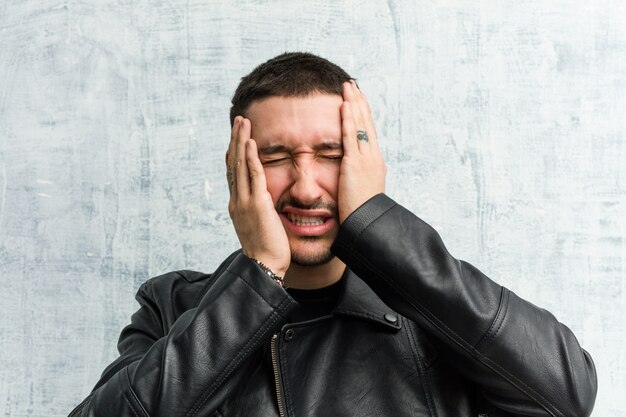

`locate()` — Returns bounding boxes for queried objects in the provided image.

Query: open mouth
[280,208,335,237]
[286,213,328,226]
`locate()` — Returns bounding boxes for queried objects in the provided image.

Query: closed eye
[261,157,290,166]
[320,155,343,161]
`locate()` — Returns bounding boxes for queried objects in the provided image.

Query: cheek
[316,162,341,198]
[264,168,291,205]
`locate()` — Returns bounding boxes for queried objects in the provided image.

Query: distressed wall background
[0,0,624,415]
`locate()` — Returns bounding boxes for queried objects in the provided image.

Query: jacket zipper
[271,334,286,417]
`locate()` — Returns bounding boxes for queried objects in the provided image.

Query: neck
[284,257,346,289]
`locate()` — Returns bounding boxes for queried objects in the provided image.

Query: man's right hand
[226,116,291,278]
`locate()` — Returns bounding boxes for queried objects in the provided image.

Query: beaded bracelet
[251,258,285,287]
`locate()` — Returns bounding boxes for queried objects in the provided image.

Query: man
[69,52,597,417]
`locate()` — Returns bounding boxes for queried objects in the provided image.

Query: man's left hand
[338,80,387,223]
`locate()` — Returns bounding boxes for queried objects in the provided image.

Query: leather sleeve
[331,193,597,417]
[68,252,297,417]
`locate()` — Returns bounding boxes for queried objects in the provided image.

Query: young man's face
[246,93,344,266]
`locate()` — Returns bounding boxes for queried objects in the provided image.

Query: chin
[290,238,335,267]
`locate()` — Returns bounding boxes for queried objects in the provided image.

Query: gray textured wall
[0,1,624,415]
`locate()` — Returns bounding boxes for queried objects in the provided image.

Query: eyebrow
[258,141,343,155]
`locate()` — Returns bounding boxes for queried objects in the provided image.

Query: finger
[351,81,379,150]
[235,118,251,200]
[346,81,366,128]
[343,81,365,128]
[246,139,269,197]
[227,117,242,195]
[341,101,358,157]
[344,81,370,152]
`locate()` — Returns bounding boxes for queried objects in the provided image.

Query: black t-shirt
[286,278,344,322]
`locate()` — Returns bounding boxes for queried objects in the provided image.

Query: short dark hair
[229,52,354,126]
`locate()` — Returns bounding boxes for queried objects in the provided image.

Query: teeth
[287,213,325,226]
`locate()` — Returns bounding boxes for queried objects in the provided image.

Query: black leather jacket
[69,194,597,417]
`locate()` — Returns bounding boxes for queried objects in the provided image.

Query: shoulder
[140,269,212,293]
[142,269,212,286]
[133,251,243,326]
[137,270,213,326]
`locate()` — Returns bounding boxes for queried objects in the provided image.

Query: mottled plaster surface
[0,1,624,415]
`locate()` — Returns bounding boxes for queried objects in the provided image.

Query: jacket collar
[332,268,401,331]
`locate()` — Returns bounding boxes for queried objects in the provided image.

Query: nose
[288,162,324,207]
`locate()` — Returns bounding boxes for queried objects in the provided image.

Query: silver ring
[356,130,369,142]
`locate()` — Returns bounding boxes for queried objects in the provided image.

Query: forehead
[246,93,343,149]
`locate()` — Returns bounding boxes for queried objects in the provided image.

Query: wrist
[247,256,287,287]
